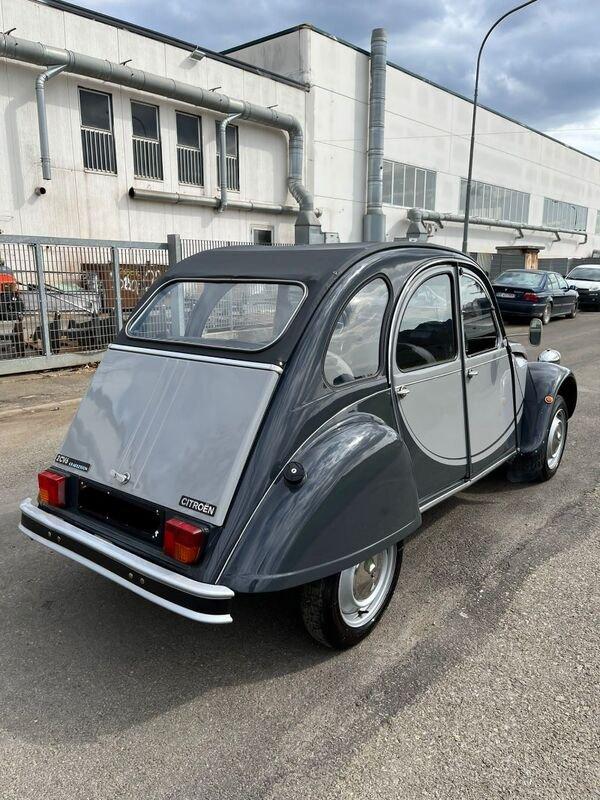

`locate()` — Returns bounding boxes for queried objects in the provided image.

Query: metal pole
[166,233,182,268]
[111,246,123,333]
[462,0,540,254]
[32,243,51,356]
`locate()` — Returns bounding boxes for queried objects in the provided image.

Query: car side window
[324,278,389,386]
[558,276,569,290]
[549,274,561,290]
[396,273,457,371]
[460,274,499,357]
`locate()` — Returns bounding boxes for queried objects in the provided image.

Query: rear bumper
[19,499,234,623]
[495,300,546,317]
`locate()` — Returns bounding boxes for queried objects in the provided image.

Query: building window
[382,160,436,209]
[131,101,163,180]
[252,228,273,245]
[215,122,240,191]
[79,88,117,174]
[543,198,587,232]
[176,112,203,186]
[460,179,530,224]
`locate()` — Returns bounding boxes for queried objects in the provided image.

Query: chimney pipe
[363,28,388,242]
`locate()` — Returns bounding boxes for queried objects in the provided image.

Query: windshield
[127,280,306,351]
[495,271,545,288]
[567,266,600,281]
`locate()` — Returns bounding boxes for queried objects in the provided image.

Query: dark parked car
[566,265,600,309]
[20,243,577,648]
[493,269,578,324]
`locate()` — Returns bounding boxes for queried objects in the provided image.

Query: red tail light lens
[523,292,540,302]
[38,470,66,508]
[163,518,207,564]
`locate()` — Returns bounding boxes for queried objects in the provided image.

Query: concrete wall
[231,26,600,259]
[0,0,307,243]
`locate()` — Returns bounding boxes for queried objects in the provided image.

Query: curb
[0,397,81,420]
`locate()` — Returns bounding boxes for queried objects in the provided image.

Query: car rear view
[19,276,306,622]
[493,270,548,320]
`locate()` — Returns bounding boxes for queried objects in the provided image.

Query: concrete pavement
[0,314,598,799]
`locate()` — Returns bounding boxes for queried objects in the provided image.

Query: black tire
[300,544,402,649]
[568,300,578,319]
[508,396,568,483]
[541,302,552,325]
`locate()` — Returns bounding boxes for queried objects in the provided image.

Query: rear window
[127,280,306,351]
[495,271,545,289]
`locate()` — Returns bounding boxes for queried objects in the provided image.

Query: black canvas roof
[119,242,463,363]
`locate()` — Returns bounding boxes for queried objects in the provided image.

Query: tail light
[38,470,66,508]
[523,292,540,302]
[163,518,207,564]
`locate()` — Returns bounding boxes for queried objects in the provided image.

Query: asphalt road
[0,313,598,800]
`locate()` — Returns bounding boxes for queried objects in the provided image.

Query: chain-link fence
[0,234,280,375]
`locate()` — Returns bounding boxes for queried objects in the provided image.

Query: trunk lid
[56,345,279,526]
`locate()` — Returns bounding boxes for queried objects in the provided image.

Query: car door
[548,273,566,314]
[390,265,468,507]
[460,269,516,478]
[558,275,576,311]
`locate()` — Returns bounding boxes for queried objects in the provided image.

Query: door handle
[466,368,479,379]
[395,385,410,398]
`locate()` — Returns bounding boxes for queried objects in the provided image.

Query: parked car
[492,269,578,324]
[566,264,600,309]
[19,243,577,648]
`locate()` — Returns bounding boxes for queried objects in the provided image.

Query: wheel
[541,302,552,325]
[508,396,568,483]
[568,300,578,319]
[300,544,402,649]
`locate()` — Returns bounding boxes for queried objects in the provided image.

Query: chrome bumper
[19,498,234,623]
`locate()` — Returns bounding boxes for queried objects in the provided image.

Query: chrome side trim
[215,387,391,582]
[109,343,283,374]
[419,450,516,512]
[19,499,234,604]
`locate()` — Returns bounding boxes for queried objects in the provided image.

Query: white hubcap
[338,545,397,628]
[546,408,566,471]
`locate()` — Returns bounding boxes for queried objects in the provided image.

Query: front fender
[220,399,421,593]
[519,362,577,455]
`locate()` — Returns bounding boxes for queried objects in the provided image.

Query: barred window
[216,123,240,191]
[79,88,117,174]
[382,160,436,209]
[543,198,587,232]
[132,101,163,180]
[460,179,530,224]
[176,112,203,186]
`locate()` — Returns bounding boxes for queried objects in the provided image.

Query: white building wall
[0,0,308,243]
[231,26,600,259]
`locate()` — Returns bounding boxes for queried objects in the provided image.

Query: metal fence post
[167,233,182,268]
[111,246,123,333]
[32,243,51,356]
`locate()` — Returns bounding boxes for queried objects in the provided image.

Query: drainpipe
[35,63,68,180]
[0,33,322,243]
[363,28,388,242]
[218,113,241,212]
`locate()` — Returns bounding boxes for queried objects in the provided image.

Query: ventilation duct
[363,28,388,242]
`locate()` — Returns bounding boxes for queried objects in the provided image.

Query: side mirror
[529,317,542,346]
[538,348,561,365]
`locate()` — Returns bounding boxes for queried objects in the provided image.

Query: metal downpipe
[218,113,241,212]
[0,33,322,242]
[363,28,388,242]
[35,63,68,180]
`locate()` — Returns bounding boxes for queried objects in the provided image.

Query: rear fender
[519,362,577,455]
[219,397,421,593]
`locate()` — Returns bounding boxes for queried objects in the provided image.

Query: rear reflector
[523,292,540,302]
[38,470,66,508]
[163,518,207,565]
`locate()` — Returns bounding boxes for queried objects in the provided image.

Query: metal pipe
[363,28,387,242]
[35,62,67,179]
[408,208,588,244]
[129,186,298,214]
[462,0,540,253]
[218,113,241,212]
[0,33,322,242]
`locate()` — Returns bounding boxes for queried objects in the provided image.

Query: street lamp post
[462,0,540,254]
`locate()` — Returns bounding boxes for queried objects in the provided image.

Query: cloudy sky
[75,0,600,157]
